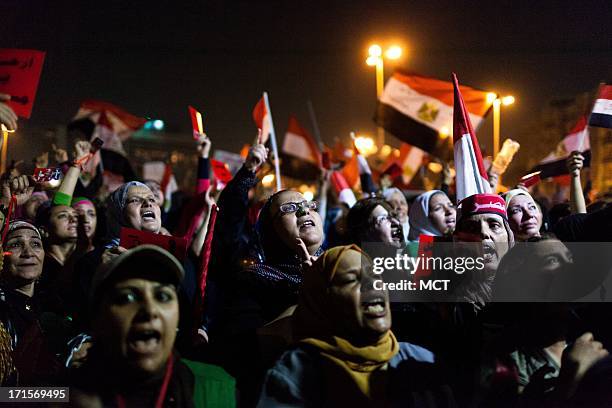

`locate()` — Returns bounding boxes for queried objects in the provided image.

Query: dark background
[2,1,611,169]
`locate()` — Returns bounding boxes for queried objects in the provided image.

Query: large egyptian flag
[531,116,591,179]
[280,115,321,180]
[452,73,491,202]
[589,83,612,129]
[375,71,492,154]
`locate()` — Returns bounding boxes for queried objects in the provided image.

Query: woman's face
[368,205,403,248]
[94,278,179,376]
[386,192,408,224]
[428,193,456,234]
[270,191,323,251]
[144,181,165,207]
[328,249,391,344]
[530,239,573,274]
[73,201,97,239]
[508,195,542,240]
[124,185,162,234]
[48,205,78,241]
[4,229,44,285]
[24,195,46,221]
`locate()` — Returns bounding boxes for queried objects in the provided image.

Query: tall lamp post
[487,93,515,157]
[366,44,402,146]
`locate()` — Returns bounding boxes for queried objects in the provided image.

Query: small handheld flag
[588,83,612,129]
[188,105,204,139]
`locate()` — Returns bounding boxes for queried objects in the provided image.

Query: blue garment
[258,342,455,407]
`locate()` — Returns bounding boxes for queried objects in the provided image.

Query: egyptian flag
[531,116,591,179]
[589,84,612,129]
[252,96,271,144]
[452,73,491,202]
[143,161,179,211]
[379,143,425,186]
[74,100,147,155]
[375,71,492,154]
[331,171,357,207]
[280,115,321,180]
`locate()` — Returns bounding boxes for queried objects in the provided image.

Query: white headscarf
[408,190,445,241]
[382,187,410,242]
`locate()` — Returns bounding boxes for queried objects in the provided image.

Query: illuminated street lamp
[487,92,516,156]
[0,124,15,174]
[366,43,403,145]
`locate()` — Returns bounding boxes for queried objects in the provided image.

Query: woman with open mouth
[207,140,326,405]
[0,220,64,385]
[346,197,405,250]
[69,245,235,407]
[259,245,453,407]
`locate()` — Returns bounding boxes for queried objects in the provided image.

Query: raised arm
[567,151,586,214]
[52,141,90,206]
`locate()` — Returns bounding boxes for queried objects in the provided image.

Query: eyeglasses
[372,214,393,226]
[276,200,318,217]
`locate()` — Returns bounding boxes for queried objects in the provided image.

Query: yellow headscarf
[293,245,399,404]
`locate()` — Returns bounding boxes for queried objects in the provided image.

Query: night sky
[2,1,611,162]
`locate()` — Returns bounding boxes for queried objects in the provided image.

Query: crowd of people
[0,94,611,407]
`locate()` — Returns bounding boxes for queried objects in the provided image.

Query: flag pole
[306,100,324,150]
[263,92,282,191]
[0,125,9,175]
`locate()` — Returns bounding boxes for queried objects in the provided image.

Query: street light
[366,43,403,146]
[0,124,15,174]
[490,94,515,157]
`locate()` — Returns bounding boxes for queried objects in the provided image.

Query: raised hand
[196,132,211,159]
[1,175,35,207]
[74,140,91,162]
[245,134,269,173]
[566,151,584,177]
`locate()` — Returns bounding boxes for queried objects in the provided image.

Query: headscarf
[408,190,445,241]
[293,245,399,402]
[502,189,535,210]
[382,187,410,242]
[71,196,94,208]
[105,181,150,244]
[7,220,42,241]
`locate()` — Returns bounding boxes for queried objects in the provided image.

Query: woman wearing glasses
[345,197,405,250]
[208,140,325,405]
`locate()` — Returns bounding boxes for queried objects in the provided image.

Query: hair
[256,189,297,263]
[345,197,394,245]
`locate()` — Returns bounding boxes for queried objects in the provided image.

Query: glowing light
[502,95,515,106]
[428,162,443,173]
[486,93,497,104]
[368,44,382,57]
[354,136,378,156]
[439,126,450,138]
[261,174,275,187]
[366,56,380,66]
[385,45,402,60]
[303,191,314,201]
[152,119,164,130]
[380,144,392,157]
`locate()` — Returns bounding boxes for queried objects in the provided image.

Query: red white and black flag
[280,115,321,180]
[375,71,491,154]
[531,116,591,179]
[452,73,491,202]
[589,84,612,129]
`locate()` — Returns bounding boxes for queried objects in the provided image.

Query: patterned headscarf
[105,181,150,244]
